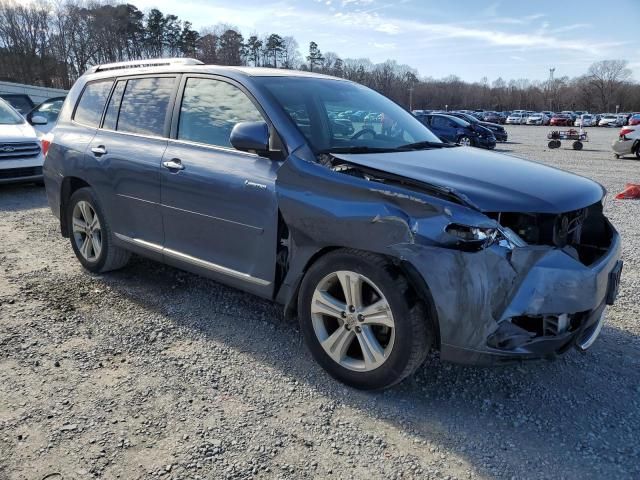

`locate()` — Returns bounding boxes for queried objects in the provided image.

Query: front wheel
[458,136,472,147]
[298,249,433,390]
[67,187,131,273]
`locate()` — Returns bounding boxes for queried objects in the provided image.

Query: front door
[160,76,280,297]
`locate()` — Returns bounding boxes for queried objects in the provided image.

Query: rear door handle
[162,158,185,171]
[91,145,107,156]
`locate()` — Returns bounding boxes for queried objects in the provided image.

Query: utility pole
[548,67,555,111]
[409,86,414,111]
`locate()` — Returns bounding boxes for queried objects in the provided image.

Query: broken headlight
[445,223,526,250]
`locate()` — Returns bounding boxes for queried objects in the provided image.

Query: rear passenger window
[102,80,126,131]
[74,80,113,128]
[178,78,263,148]
[116,77,175,137]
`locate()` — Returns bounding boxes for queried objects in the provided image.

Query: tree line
[1,0,638,112]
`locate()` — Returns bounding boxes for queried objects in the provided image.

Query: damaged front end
[276,150,622,366]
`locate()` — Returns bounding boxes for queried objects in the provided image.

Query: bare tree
[586,60,632,112]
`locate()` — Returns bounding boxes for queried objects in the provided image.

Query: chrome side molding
[114,233,270,286]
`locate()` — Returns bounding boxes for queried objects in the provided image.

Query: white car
[0,98,44,184]
[526,113,548,125]
[26,96,65,137]
[599,114,622,127]
[612,125,640,158]
[506,113,526,124]
[575,114,595,127]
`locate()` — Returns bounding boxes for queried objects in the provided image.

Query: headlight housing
[445,223,526,251]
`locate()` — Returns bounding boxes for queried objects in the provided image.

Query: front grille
[0,142,41,160]
[491,202,613,265]
[0,166,42,179]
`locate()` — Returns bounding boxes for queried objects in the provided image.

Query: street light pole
[409,86,414,111]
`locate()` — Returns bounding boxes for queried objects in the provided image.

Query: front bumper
[475,137,497,149]
[398,225,622,366]
[491,130,508,142]
[0,154,44,184]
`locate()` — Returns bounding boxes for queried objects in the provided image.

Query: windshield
[255,76,442,153]
[0,99,25,125]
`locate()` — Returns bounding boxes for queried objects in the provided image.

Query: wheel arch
[59,176,92,237]
[279,245,441,350]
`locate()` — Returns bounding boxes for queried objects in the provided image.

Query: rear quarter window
[74,80,114,128]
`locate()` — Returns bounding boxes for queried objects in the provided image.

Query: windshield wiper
[398,140,457,150]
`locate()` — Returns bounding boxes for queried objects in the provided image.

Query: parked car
[0,97,44,184]
[447,111,507,142]
[505,112,527,125]
[416,113,496,149]
[482,111,504,124]
[612,125,640,158]
[43,59,622,390]
[628,114,640,126]
[0,93,35,115]
[550,114,573,126]
[599,114,622,127]
[575,114,595,127]
[26,96,66,136]
[561,111,577,122]
[526,113,549,126]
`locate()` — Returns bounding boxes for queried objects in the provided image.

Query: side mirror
[31,115,48,125]
[230,121,269,154]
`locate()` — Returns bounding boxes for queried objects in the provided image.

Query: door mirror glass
[31,115,48,125]
[230,121,269,154]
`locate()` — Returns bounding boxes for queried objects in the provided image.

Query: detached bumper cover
[397,227,622,365]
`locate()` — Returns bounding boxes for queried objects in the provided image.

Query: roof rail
[86,58,204,74]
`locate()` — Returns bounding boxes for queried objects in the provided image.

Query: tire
[634,142,640,159]
[573,141,583,150]
[297,249,433,390]
[458,136,472,147]
[614,153,621,159]
[67,187,130,273]
[548,140,556,149]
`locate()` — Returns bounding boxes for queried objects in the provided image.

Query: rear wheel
[573,141,583,150]
[298,249,433,390]
[634,141,640,159]
[67,187,130,273]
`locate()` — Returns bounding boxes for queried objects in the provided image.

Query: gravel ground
[1,125,639,480]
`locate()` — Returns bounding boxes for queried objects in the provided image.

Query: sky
[38,0,640,82]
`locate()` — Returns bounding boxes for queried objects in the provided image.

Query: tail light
[620,128,634,138]
[41,133,53,157]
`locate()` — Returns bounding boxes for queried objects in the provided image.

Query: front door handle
[91,145,107,156]
[162,158,185,171]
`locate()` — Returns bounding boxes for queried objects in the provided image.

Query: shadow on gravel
[0,184,47,212]
[91,256,640,479]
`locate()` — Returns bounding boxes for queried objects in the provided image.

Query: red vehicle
[628,114,640,126]
[550,114,573,126]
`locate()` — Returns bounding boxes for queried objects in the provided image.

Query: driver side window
[178,77,264,148]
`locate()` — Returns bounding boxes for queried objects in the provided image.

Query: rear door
[88,75,178,248]
[160,75,280,297]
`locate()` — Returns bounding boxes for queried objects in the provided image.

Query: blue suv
[43,59,622,389]
[415,113,496,149]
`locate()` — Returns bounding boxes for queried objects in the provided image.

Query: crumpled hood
[332,147,604,213]
[0,122,38,142]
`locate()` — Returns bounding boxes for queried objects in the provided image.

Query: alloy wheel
[310,270,395,372]
[72,200,102,262]
[459,136,471,146]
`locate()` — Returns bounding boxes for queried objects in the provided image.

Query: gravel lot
[1,125,639,480]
